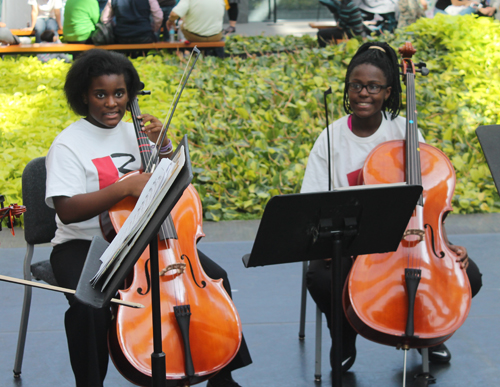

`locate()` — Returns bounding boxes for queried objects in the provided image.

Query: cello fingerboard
[159,214,178,240]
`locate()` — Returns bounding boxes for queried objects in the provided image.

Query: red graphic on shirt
[347,169,361,186]
[92,156,119,190]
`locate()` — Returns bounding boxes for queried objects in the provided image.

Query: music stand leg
[331,233,343,387]
[149,236,167,387]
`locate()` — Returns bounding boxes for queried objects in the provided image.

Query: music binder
[75,135,193,309]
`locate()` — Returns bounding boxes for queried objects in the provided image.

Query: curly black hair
[343,42,402,120]
[64,49,142,116]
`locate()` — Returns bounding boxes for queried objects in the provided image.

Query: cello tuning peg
[417,67,430,76]
[416,62,429,76]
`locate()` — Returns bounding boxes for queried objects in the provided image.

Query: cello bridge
[403,229,425,242]
[159,263,186,276]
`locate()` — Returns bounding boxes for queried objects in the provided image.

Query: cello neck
[128,95,156,173]
[129,92,178,240]
[404,70,422,188]
[400,43,424,205]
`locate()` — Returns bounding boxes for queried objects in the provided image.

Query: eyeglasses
[348,83,388,94]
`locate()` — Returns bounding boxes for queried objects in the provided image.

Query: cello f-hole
[424,224,445,258]
[181,254,207,289]
[137,258,151,296]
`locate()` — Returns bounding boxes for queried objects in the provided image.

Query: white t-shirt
[172,0,224,37]
[46,118,142,245]
[28,0,63,19]
[354,0,397,14]
[301,114,425,193]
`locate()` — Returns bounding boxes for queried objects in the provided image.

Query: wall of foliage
[0,14,499,223]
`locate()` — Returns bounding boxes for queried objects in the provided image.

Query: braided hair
[343,42,402,120]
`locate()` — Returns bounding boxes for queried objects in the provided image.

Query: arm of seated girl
[53,172,152,225]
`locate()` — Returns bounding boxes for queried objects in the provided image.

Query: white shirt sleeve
[301,129,331,194]
[45,142,88,208]
[172,0,190,18]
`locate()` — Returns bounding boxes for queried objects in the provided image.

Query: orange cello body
[344,43,471,350]
[344,141,471,348]
[106,178,242,387]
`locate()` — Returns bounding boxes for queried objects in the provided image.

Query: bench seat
[0,41,225,55]
[309,22,338,30]
[10,29,63,37]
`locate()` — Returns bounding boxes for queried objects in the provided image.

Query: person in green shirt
[63,0,100,43]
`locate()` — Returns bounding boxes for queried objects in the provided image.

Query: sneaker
[330,342,357,373]
[224,26,236,35]
[418,343,452,364]
[207,373,242,387]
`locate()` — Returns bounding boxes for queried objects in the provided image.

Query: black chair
[13,156,58,378]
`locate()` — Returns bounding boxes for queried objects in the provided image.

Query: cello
[101,55,242,386]
[344,42,471,360]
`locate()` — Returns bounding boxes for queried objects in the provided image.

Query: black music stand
[75,135,193,387]
[242,184,423,387]
[476,125,500,194]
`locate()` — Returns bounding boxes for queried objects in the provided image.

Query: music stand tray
[476,125,500,194]
[242,183,423,387]
[243,184,423,267]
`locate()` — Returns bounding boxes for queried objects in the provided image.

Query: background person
[166,0,225,43]
[224,0,239,34]
[27,0,63,43]
[434,0,477,15]
[397,0,427,28]
[158,0,177,41]
[355,0,398,33]
[101,0,163,44]
[0,22,20,45]
[63,0,100,44]
[317,0,368,47]
[37,29,71,62]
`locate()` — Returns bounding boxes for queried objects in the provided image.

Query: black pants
[317,28,354,48]
[228,3,238,22]
[306,254,483,346]
[51,240,251,387]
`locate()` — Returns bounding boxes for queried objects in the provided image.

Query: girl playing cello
[301,41,482,374]
[45,49,251,387]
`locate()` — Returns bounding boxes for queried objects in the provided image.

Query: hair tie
[369,46,386,53]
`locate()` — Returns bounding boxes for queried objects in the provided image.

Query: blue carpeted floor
[1,233,499,387]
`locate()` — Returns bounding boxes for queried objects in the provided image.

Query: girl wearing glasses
[300,41,482,374]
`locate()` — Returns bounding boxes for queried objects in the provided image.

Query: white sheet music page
[90,147,185,289]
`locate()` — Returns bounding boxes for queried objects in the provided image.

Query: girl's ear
[385,86,392,101]
[82,94,88,104]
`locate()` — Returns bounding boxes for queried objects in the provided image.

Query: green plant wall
[0,14,499,223]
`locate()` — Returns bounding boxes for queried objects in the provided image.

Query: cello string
[131,97,179,238]
[146,51,201,305]
[130,98,180,303]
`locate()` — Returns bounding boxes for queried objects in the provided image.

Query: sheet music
[90,147,185,290]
